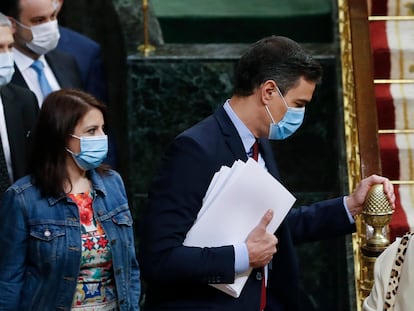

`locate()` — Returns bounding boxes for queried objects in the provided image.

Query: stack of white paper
[183,158,296,298]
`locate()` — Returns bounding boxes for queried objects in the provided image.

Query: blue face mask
[66,135,108,170]
[265,87,305,140]
[0,52,15,86]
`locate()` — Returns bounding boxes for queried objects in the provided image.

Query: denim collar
[47,169,107,205]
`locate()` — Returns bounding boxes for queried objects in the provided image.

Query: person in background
[0,89,140,310]
[363,231,414,311]
[54,0,108,103]
[0,0,82,106]
[2,0,118,167]
[57,25,108,102]
[0,12,38,196]
[138,35,395,311]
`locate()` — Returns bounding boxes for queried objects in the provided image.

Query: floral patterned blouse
[69,191,118,311]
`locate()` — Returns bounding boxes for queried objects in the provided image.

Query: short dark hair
[0,0,19,19]
[28,89,108,197]
[232,35,323,97]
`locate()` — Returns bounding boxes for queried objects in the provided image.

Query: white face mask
[16,20,60,55]
[0,52,15,86]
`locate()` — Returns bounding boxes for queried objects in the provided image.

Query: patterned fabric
[383,232,413,310]
[68,191,119,311]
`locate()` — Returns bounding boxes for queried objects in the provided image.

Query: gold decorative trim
[391,180,414,185]
[374,79,414,84]
[369,16,414,21]
[337,0,364,310]
[379,129,414,134]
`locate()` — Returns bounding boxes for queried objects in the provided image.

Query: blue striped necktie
[31,59,53,98]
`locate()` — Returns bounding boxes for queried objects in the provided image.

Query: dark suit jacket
[56,26,108,103]
[0,84,39,182]
[139,106,355,311]
[11,49,83,92]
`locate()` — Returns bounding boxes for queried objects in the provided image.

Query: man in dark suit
[0,84,38,180]
[138,36,396,311]
[56,25,108,103]
[0,12,38,195]
[0,0,82,106]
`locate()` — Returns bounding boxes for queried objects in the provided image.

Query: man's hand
[346,174,396,217]
[246,209,278,268]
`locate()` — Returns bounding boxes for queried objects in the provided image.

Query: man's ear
[261,80,277,103]
[7,17,17,34]
[53,0,63,13]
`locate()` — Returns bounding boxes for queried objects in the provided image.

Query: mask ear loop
[275,86,289,109]
[13,19,31,31]
[66,135,81,155]
[264,105,276,124]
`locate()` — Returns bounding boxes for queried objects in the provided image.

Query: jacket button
[256,271,263,281]
[98,210,104,216]
[111,239,116,245]
[44,229,51,237]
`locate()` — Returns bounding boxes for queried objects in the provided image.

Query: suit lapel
[214,106,248,162]
[258,138,281,180]
[11,64,29,89]
[214,105,281,180]
[1,86,23,178]
[45,51,74,88]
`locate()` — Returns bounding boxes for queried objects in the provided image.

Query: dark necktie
[31,60,53,98]
[0,134,10,195]
[251,140,259,161]
[250,139,266,310]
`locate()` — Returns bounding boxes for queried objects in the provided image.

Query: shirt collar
[223,99,257,155]
[13,47,47,72]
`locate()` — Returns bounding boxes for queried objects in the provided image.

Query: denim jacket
[0,169,140,311]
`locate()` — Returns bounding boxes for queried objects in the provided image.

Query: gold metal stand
[138,0,155,56]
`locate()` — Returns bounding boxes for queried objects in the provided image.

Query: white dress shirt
[0,96,13,182]
[13,47,60,106]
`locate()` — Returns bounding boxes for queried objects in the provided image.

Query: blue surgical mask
[265,87,305,140]
[0,52,15,86]
[66,134,108,170]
